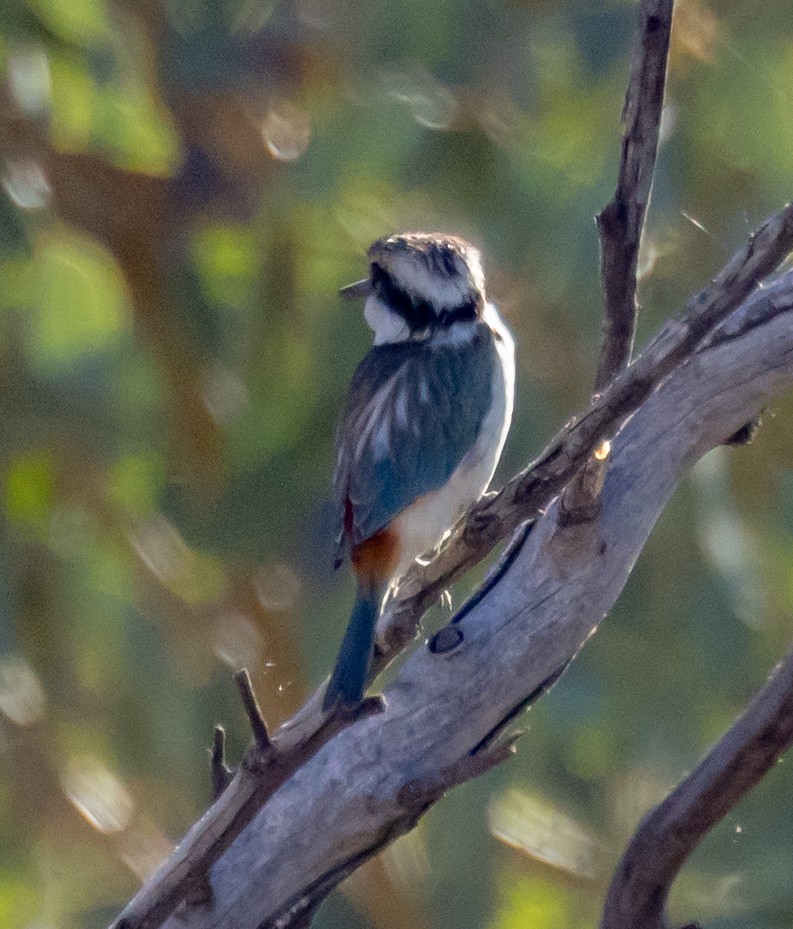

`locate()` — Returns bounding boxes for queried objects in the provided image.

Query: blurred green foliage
[1,0,793,926]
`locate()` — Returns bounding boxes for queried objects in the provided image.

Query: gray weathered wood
[595,0,673,389]
[147,273,793,928]
[373,201,793,662]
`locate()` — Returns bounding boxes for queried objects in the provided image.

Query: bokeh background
[1,0,793,926]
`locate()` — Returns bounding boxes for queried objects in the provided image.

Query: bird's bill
[338,278,373,300]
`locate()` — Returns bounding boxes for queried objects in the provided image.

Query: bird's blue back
[333,320,498,560]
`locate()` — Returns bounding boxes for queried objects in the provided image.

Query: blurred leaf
[107,453,165,517]
[192,222,259,309]
[0,878,40,929]
[49,51,95,149]
[26,0,110,46]
[95,82,181,175]
[490,873,581,929]
[0,256,35,310]
[0,188,30,259]
[5,450,53,529]
[28,229,130,376]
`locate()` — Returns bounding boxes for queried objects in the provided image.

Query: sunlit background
[1,0,793,926]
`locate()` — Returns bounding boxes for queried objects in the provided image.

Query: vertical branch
[563,0,674,522]
[595,0,675,389]
[601,646,793,929]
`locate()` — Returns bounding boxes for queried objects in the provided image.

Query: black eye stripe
[370,262,478,330]
[370,263,421,327]
[436,300,479,326]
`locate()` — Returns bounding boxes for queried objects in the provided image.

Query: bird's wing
[333,322,498,561]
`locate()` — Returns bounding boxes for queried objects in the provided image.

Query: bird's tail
[323,584,381,710]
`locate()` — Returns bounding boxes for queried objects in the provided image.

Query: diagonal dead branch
[257,737,519,929]
[114,206,793,929]
[112,698,384,929]
[114,199,793,926]
[110,258,793,929]
[601,645,793,929]
[375,199,793,668]
[134,271,793,929]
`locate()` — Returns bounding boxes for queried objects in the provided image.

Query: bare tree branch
[210,726,233,801]
[564,0,674,522]
[248,202,793,753]
[374,200,793,667]
[595,0,674,389]
[234,669,273,752]
[111,266,793,929]
[601,645,793,929]
[104,7,793,922]
[113,697,383,929]
[100,0,792,922]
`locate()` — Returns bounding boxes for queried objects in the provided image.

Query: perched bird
[323,232,515,710]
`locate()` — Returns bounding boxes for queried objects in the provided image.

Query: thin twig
[211,726,234,800]
[601,646,793,929]
[234,669,272,751]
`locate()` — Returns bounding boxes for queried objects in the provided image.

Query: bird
[323,232,515,710]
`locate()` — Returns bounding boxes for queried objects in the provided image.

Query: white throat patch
[364,295,410,345]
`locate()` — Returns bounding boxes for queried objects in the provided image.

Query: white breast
[391,302,515,580]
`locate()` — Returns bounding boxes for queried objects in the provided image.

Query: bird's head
[341,233,487,341]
